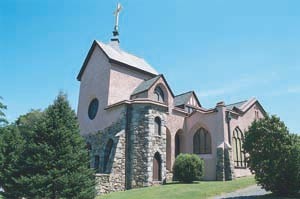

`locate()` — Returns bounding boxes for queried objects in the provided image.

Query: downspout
[226,111,232,144]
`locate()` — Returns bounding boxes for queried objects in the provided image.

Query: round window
[88,98,99,120]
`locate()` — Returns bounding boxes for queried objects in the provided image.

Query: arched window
[154,117,162,136]
[193,128,211,154]
[154,86,165,103]
[166,128,172,170]
[94,155,100,172]
[103,139,114,173]
[175,131,182,157]
[232,127,246,168]
[153,152,162,181]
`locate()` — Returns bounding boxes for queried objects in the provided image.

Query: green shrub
[244,115,300,196]
[173,153,204,183]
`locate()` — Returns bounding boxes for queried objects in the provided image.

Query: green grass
[99,176,256,199]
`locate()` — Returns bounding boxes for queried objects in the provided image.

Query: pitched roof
[131,75,161,96]
[174,92,193,106]
[226,98,267,116]
[131,74,175,97]
[174,91,201,107]
[77,40,159,81]
[226,100,248,111]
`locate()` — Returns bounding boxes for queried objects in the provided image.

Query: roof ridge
[175,91,194,97]
[226,100,247,107]
[103,40,148,61]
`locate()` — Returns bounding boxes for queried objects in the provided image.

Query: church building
[76,4,266,194]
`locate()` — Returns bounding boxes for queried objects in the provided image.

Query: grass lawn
[99,176,256,199]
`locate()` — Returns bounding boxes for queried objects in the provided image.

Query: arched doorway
[153,152,162,181]
[166,128,171,170]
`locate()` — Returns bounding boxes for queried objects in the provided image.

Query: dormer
[174,91,201,113]
[131,75,174,106]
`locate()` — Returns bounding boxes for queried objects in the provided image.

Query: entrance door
[153,152,162,181]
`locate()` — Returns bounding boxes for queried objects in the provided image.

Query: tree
[0,125,24,198]
[244,115,300,196]
[0,97,8,126]
[17,93,96,199]
[0,93,96,198]
[173,154,204,183]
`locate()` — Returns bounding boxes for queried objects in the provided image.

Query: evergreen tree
[0,125,24,198]
[0,97,8,126]
[16,93,95,198]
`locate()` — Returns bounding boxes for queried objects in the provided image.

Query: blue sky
[1,0,299,134]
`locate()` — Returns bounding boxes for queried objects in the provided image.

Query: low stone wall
[95,174,110,195]
[95,173,126,195]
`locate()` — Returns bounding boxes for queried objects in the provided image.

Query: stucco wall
[229,102,265,177]
[108,63,153,105]
[184,105,226,180]
[165,111,185,170]
[77,45,112,135]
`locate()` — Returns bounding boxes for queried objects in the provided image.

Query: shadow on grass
[163,181,201,186]
[224,193,300,199]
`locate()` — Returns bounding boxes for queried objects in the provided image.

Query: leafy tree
[173,154,204,183]
[244,115,300,196]
[15,109,43,132]
[0,97,8,126]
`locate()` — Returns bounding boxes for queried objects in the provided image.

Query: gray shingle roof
[96,41,158,75]
[77,40,159,81]
[226,100,247,111]
[174,91,194,106]
[131,75,161,96]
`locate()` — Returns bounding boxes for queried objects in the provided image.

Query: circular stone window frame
[88,98,99,120]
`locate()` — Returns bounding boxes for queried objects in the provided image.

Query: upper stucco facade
[77,39,266,194]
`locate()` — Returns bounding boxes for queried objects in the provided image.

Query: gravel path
[214,185,270,199]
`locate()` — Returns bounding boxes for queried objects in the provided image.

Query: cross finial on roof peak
[111,3,122,43]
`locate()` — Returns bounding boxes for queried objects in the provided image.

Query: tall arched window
[103,139,114,173]
[232,127,246,168]
[153,152,162,181]
[193,128,211,154]
[175,131,182,157]
[154,86,165,103]
[94,155,100,172]
[154,117,162,136]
